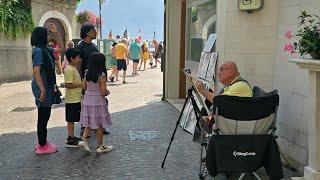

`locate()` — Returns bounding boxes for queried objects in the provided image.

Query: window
[186,0,216,62]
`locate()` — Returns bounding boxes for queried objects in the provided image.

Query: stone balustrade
[290,59,320,180]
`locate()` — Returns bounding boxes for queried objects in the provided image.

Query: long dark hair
[86,52,106,83]
[31,27,56,87]
[31,27,47,48]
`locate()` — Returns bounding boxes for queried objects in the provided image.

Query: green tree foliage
[296,10,320,58]
[0,0,34,39]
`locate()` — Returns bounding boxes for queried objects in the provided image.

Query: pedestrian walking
[78,53,113,154]
[153,40,163,68]
[129,38,141,76]
[109,41,118,82]
[139,41,150,71]
[114,38,129,84]
[48,38,62,75]
[64,48,83,148]
[31,26,59,155]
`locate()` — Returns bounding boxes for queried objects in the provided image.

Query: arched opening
[38,10,73,41]
[44,18,66,46]
[201,15,216,40]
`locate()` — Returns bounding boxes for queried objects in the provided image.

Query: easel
[179,52,217,135]
[161,33,217,169]
[161,69,210,168]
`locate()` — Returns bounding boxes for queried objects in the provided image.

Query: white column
[165,0,182,99]
[290,59,320,180]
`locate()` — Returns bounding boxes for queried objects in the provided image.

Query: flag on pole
[123,27,129,39]
[108,29,113,40]
[99,0,106,5]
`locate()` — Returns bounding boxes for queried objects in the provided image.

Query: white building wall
[216,0,320,171]
[216,0,279,91]
[274,0,320,171]
[165,0,183,99]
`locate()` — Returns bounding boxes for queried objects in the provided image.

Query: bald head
[218,61,240,85]
[224,61,239,74]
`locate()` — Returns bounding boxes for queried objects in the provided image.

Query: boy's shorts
[66,103,81,122]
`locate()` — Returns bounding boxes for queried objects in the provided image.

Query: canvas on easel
[180,53,217,137]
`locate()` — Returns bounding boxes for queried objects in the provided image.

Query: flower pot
[309,52,320,60]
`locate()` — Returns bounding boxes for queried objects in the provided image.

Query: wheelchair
[199,87,283,180]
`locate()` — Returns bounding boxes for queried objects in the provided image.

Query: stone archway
[44,18,66,45]
[38,10,73,41]
[201,15,216,40]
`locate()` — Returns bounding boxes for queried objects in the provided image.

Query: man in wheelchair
[195,61,283,179]
[196,61,253,132]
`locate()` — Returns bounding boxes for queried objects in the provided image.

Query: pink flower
[284,30,294,39]
[283,43,295,53]
[317,26,320,33]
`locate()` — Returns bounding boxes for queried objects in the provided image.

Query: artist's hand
[195,81,205,94]
[202,116,212,126]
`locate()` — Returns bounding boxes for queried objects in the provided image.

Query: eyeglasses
[218,67,230,72]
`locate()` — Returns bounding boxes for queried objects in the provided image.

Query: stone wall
[0,1,77,84]
[0,34,32,83]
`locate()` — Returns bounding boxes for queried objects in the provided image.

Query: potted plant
[284,10,320,59]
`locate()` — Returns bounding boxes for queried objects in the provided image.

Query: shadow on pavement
[0,100,301,179]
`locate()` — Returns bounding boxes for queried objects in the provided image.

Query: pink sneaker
[35,139,58,150]
[46,140,58,150]
[35,142,58,155]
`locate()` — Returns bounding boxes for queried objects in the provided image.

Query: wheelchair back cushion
[216,114,275,134]
[212,94,279,135]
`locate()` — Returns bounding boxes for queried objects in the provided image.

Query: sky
[76,0,164,41]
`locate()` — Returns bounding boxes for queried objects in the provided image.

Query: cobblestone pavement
[0,63,300,179]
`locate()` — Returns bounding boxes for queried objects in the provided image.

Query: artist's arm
[195,81,215,103]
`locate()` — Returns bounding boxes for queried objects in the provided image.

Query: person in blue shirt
[129,38,141,76]
[31,26,59,155]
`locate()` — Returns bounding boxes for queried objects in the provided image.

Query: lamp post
[98,0,104,40]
